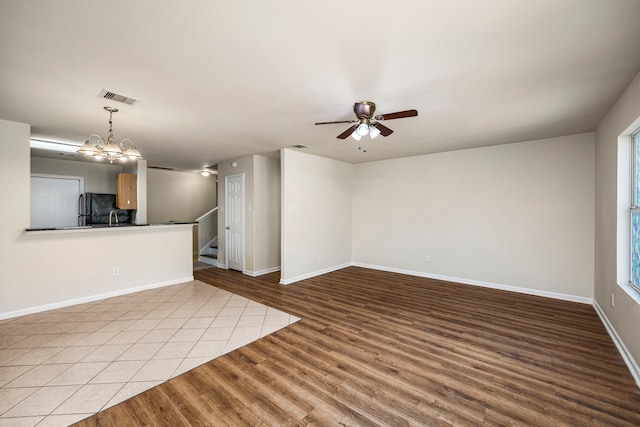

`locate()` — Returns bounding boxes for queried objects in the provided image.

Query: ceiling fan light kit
[315,101,418,150]
[356,122,369,136]
[352,121,381,140]
[368,125,381,139]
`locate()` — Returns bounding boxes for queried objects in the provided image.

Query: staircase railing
[196,207,218,255]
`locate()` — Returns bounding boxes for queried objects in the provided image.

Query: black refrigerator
[78,193,130,225]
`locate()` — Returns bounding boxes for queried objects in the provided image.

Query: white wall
[352,134,595,300]
[253,155,281,275]
[0,119,193,318]
[0,120,31,308]
[134,160,148,224]
[147,168,217,223]
[595,70,640,372]
[31,156,122,193]
[281,149,353,283]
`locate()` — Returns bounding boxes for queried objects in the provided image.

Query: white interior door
[225,174,244,271]
[30,174,83,228]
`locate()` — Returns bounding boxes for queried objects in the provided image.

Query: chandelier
[77,106,143,164]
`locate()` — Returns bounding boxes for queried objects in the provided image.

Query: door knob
[225,226,230,230]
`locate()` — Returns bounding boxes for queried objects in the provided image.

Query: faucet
[109,210,119,226]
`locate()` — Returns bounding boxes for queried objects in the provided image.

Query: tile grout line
[0,281,300,425]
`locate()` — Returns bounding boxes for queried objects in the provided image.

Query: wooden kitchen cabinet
[116,173,137,209]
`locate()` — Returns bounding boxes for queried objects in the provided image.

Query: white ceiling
[2,0,640,171]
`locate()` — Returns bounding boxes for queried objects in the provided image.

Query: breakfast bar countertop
[24,222,196,235]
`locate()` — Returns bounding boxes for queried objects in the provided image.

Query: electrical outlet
[113,267,120,276]
[424,255,430,262]
[611,293,615,307]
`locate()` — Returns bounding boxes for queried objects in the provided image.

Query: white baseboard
[592,300,640,388]
[280,263,351,285]
[217,262,227,269]
[0,276,194,321]
[244,266,281,277]
[351,262,593,304]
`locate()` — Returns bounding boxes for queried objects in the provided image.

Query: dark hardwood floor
[76,267,640,426]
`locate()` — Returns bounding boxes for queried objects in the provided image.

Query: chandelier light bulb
[77,139,100,156]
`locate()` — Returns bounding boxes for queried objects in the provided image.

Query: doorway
[225,173,244,272]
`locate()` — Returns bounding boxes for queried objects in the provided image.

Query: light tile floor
[0,280,299,427]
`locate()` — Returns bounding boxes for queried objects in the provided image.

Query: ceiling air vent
[148,165,175,170]
[98,89,139,105]
[289,144,309,149]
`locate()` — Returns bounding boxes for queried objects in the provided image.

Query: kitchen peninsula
[1,119,195,320]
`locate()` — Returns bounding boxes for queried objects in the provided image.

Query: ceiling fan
[315,101,418,141]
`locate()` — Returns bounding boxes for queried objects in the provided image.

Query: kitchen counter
[25,222,196,235]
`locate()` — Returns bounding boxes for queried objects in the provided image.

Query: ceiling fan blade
[315,120,356,125]
[337,125,358,139]
[374,109,418,121]
[372,122,393,137]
